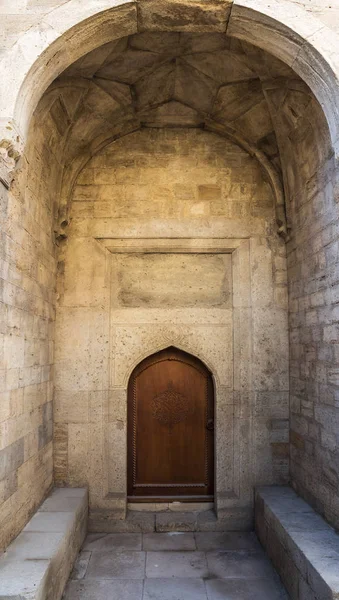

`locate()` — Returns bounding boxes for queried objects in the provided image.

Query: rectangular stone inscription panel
[111,254,232,308]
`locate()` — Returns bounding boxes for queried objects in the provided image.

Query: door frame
[101,238,257,525]
[127,346,215,502]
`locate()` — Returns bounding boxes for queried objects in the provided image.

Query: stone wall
[0,108,62,550]
[54,127,289,527]
[266,80,339,528]
[1,0,338,53]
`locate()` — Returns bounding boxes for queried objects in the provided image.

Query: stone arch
[1,0,339,547]
[123,343,220,391]
[1,0,339,157]
[62,120,286,235]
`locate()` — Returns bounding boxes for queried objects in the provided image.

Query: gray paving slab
[206,551,276,579]
[85,550,146,579]
[83,532,142,551]
[63,579,144,600]
[143,532,196,551]
[143,577,208,600]
[146,551,208,578]
[205,578,289,600]
[195,532,262,552]
[61,531,290,599]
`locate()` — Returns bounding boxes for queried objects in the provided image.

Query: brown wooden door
[127,347,214,501]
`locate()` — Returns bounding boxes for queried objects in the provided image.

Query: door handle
[206,419,214,431]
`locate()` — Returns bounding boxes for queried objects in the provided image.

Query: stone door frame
[97,237,254,521]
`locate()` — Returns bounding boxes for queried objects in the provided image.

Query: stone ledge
[255,486,339,600]
[0,487,88,600]
[89,507,253,533]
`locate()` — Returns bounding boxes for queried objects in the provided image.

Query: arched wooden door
[127,347,214,501]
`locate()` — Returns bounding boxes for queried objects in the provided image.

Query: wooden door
[127,347,214,501]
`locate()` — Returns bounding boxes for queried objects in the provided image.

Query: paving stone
[143,532,196,551]
[83,533,142,551]
[61,530,290,599]
[205,578,289,599]
[146,551,208,578]
[195,532,262,552]
[206,551,276,579]
[63,579,144,600]
[86,550,146,579]
[143,577,208,600]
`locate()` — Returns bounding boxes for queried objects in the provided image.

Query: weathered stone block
[0,437,24,481]
[89,510,155,533]
[156,511,197,532]
[138,0,232,32]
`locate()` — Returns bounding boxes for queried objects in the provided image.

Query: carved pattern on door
[152,382,190,427]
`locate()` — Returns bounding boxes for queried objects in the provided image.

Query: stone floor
[63,531,289,600]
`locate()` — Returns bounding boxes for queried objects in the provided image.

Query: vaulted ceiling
[36,31,318,233]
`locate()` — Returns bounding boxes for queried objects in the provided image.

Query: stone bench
[0,487,87,600]
[255,486,339,600]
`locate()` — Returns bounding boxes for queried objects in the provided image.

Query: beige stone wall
[266,80,339,528]
[0,108,61,550]
[54,128,289,527]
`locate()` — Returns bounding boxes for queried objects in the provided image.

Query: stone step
[256,486,339,600]
[0,487,87,600]
[89,509,253,533]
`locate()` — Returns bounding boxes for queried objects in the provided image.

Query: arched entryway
[1,0,339,548]
[127,347,214,502]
